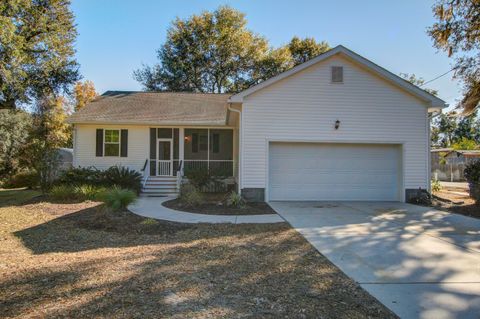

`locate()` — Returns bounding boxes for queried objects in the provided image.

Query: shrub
[3,170,39,189]
[50,184,106,201]
[103,166,143,194]
[431,179,442,193]
[58,167,103,186]
[74,184,107,201]
[50,185,76,201]
[179,183,203,206]
[184,168,212,189]
[225,191,246,208]
[465,160,480,184]
[465,160,480,203]
[102,187,137,211]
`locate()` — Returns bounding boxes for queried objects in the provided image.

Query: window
[192,133,199,153]
[212,133,220,153]
[199,134,208,151]
[104,129,120,156]
[331,66,343,83]
[157,128,172,138]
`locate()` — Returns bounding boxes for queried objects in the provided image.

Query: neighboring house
[68,45,446,202]
[432,148,480,182]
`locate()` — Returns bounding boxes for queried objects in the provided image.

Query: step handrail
[141,159,149,188]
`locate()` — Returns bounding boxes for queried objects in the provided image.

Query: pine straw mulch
[163,193,276,215]
[0,192,396,319]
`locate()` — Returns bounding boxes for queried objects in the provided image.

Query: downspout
[228,103,242,194]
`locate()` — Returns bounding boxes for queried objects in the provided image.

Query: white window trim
[104,129,121,157]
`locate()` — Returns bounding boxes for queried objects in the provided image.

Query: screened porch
[149,128,236,177]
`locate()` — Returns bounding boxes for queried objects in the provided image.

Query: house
[68,45,447,202]
[432,148,480,182]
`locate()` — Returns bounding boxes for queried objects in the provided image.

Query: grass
[0,189,396,318]
[0,188,41,207]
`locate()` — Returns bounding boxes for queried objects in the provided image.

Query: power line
[421,68,456,86]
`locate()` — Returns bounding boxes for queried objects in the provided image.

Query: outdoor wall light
[184,136,191,143]
[335,120,340,130]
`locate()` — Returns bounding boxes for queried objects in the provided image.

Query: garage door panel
[269,143,400,201]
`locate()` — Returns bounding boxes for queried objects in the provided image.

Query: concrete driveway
[269,201,480,319]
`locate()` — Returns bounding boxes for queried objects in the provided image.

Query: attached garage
[268,142,402,201]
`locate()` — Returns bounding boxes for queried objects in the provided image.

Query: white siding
[74,124,149,171]
[241,55,429,199]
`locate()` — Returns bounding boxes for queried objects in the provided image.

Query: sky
[71,0,462,108]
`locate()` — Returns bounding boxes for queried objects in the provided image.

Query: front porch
[143,127,237,194]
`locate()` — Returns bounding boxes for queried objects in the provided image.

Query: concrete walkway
[128,196,284,224]
[270,201,480,319]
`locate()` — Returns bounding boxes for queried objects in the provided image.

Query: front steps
[141,176,178,197]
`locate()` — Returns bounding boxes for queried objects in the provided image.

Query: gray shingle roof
[67,91,231,126]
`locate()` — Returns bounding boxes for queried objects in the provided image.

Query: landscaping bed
[0,189,396,318]
[432,186,479,219]
[163,192,277,215]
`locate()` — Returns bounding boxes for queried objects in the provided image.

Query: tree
[399,73,439,96]
[0,0,80,109]
[0,110,32,179]
[288,36,330,66]
[428,0,480,114]
[134,6,269,93]
[452,137,478,150]
[20,95,70,191]
[73,81,98,111]
[134,6,330,93]
[436,112,458,147]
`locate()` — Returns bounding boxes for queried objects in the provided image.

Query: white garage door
[269,143,401,201]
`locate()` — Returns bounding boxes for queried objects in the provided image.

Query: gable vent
[331,66,343,83]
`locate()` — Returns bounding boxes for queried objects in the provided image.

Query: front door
[157,139,173,176]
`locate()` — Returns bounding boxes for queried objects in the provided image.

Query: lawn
[0,190,396,318]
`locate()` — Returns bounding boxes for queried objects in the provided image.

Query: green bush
[74,184,107,201]
[57,167,103,186]
[103,166,142,194]
[431,179,442,193]
[57,165,142,193]
[50,184,106,201]
[50,185,76,201]
[465,160,480,184]
[179,183,203,206]
[102,187,137,211]
[184,168,212,189]
[3,170,39,189]
[465,160,480,203]
[225,191,246,208]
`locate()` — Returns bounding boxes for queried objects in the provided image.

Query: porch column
[179,128,184,174]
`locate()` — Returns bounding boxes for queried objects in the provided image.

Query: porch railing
[157,160,172,176]
[183,160,234,176]
[141,159,149,187]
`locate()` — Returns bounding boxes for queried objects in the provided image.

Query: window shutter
[96,129,103,157]
[149,128,156,175]
[331,66,343,83]
[120,129,128,157]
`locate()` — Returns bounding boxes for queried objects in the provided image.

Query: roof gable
[229,45,447,110]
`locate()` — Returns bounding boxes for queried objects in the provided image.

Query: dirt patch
[0,192,396,318]
[163,193,277,215]
[432,186,479,219]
